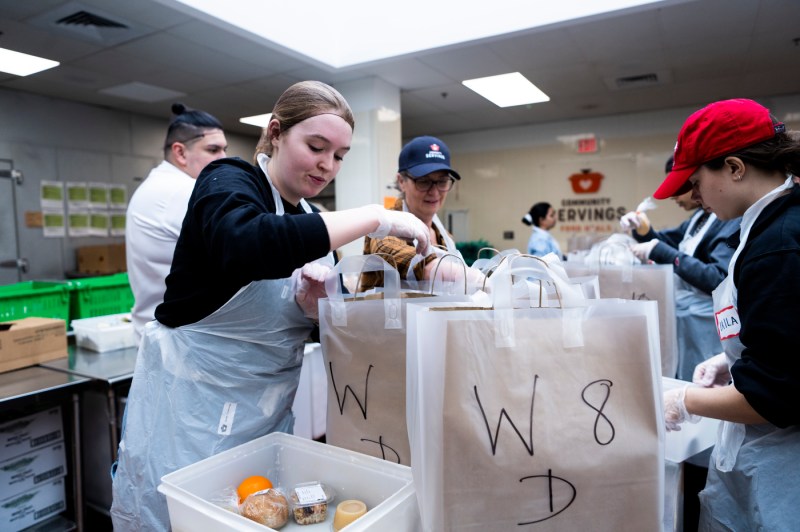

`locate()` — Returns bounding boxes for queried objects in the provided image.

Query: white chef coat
[125,160,195,341]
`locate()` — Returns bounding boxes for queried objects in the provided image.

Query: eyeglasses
[407,174,456,192]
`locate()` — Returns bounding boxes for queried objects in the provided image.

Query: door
[445,209,469,243]
[0,160,24,284]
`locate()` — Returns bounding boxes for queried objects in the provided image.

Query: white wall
[434,94,800,253]
[2,86,798,283]
[0,87,257,283]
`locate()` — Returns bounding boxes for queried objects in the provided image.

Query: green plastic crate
[0,281,71,325]
[67,273,135,322]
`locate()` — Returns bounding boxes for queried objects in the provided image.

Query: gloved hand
[630,239,659,262]
[619,211,651,235]
[367,206,431,255]
[427,258,486,287]
[451,265,486,288]
[663,384,700,432]
[294,261,332,321]
[464,267,486,287]
[693,353,731,388]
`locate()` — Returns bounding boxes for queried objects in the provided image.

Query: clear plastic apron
[700,176,799,531]
[710,177,793,471]
[674,211,720,380]
[111,158,331,531]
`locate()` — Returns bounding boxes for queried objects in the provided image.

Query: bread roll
[241,489,289,529]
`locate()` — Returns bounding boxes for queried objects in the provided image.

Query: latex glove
[367,206,431,255]
[619,211,651,235]
[454,265,486,288]
[693,353,731,388]
[630,239,659,262]
[294,261,332,320]
[465,267,486,287]
[427,258,486,287]
[664,384,700,432]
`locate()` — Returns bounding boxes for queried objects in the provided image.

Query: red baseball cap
[654,99,784,199]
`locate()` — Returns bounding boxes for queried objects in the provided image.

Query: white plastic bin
[158,432,419,532]
[71,312,135,352]
[663,377,719,463]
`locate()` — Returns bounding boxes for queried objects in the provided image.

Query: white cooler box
[158,432,419,532]
[663,377,719,462]
[71,313,135,352]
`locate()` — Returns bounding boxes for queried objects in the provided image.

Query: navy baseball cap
[398,136,461,180]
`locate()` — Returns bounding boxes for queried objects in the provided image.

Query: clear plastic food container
[288,481,335,525]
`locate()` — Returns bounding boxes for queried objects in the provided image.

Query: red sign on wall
[577,137,598,153]
[568,169,604,194]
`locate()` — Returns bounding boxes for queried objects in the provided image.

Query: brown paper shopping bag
[564,242,677,378]
[319,254,470,465]
[407,256,664,531]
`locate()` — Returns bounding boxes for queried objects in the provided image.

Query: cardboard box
[0,476,66,531]
[76,243,126,274]
[0,442,67,497]
[0,318,67,374]
[0,407,63,461]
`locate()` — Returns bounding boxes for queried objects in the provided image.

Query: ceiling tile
[363,58,453,90]
[416,44,512,81]
[167,20,309,74]
[115,32,264,83]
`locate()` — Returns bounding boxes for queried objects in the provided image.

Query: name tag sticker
[715,305,741,340]
[217,402,237,436]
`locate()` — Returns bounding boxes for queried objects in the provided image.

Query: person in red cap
[658,98,800,531]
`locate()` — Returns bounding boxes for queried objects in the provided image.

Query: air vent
[28,1,149,46]
[56,11,128,29]
[603,70,671,91]
[615,73,659,88]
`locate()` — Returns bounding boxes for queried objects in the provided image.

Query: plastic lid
[289,481,335,509]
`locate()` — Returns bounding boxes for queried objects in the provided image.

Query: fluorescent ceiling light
[239,113,272,127]
[167,0,666,68]
[0,47,59,76]
[463,72,549,108]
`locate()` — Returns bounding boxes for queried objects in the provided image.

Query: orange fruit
[237,475,273,503]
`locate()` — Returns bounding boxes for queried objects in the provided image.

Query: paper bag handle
[429,252,468,295]
[353,253,398,295]
[477,247,500,259]
[594,242,635,282]
[325,254,402,329]
[491,254,562,309]
[472,248,520,274]
[489,254,586,349]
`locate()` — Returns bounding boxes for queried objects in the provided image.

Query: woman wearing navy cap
[361,135,484,289]
[658,98,800,530]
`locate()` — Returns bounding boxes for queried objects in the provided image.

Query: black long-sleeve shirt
[632,210,739,294]
[156,157,330,327]
[728,184,800,428]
